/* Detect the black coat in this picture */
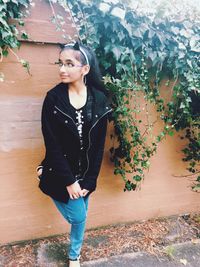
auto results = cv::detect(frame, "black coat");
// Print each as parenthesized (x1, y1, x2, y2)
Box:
(38, 83, 112, 203)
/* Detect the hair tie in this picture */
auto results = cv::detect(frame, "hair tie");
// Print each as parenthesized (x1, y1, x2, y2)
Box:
(64, 42, 90, 66)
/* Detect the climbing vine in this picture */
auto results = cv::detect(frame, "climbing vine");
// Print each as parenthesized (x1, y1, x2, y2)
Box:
(65, 0, 200, 191)
(0, 0, 31, 80)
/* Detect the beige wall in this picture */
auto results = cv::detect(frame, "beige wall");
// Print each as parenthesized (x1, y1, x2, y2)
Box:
(0, 0, 200, 245)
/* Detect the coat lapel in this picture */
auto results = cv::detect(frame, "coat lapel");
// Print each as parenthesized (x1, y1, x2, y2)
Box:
(54, 83, 112, 134)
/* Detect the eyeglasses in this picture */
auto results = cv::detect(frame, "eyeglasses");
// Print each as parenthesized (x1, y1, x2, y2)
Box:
(55, 61, 83, 69)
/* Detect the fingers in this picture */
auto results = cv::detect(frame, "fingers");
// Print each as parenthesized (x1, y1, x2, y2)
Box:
(69, 190, 89, 199)
(69, 191, 79, 199)
(69, 189, 84, 199)
(69, 194, 78, 199)
(70, 191, 83, 199)
(67, 181, 82, 199)
(67, 183, 89, 199)
(81, 189, 89, 197)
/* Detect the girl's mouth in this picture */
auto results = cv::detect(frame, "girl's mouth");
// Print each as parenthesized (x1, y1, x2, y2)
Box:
(60, 75, 69, 78)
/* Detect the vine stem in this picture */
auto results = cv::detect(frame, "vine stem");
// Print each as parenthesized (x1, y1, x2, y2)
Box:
(0, 47, 3, 62)
(8, 47, 21, 62)
(62, 1, 80, 39)
(48, 0, 64, 34)
(173, 170, 200, 178)
(171, 69, 179, 96)
(142, 119, 158, 138)
(48, 0, 58, 22)
(75, 1, 89, 41)
(7, 47, 31, 75)
(144, 100, 151, 135)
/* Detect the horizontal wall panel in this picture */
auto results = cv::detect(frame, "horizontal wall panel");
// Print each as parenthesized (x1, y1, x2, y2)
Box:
(10, 0, 77, 44)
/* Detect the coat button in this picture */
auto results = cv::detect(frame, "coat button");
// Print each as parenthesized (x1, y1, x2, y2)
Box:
(53, 110, 57, 114)
(95, 114, 98, 118)
(64, 154, 67, 157)
(106, 106, 109, 109)
(49, 168, 52, 171)
(65, 120, 68, 123)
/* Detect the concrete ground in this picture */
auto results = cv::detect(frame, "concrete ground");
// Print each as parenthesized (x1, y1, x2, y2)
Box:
(34, 241, 200, 267)
(1, 214, 199, 266)
(82, 242, 200, 267)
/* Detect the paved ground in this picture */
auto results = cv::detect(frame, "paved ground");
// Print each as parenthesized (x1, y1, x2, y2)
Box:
(82, 242, 200, 267)
(35, 241, 200, 267)
(0, 214, 199, 266)
(1, 241, 200, 267)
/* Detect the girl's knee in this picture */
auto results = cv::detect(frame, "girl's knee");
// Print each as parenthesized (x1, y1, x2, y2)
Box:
(69, 211, 87, 225)
(67, 197, 88, 224)
(53, 197, 89, 225)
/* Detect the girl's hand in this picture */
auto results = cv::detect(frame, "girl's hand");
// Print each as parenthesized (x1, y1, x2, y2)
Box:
(66, 181, 83, 199)
(81, 189, 89, 197)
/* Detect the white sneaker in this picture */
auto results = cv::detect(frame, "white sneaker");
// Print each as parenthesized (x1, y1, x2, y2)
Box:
(69, 256, 81, 267)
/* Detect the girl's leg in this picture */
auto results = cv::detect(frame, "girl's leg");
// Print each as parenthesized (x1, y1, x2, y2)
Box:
(52, 196, 89, 260)
(69, 196, 89, 260)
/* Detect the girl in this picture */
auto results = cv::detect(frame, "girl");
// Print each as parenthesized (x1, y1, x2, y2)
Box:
(36, 42, 112, 267)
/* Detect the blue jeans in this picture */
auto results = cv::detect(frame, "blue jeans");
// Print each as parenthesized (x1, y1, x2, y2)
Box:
(52, 196, 89, 260)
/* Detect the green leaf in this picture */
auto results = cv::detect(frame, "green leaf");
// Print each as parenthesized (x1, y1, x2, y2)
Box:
(190, 38, 200, 52)
(2, 49, 8, 56)
(180, 103, 186, 109)
(11, 0, 19, 5)
(192, 184, 200, 191)
(112, 46, 122, 61)
(21, 31, 28, 40)
(133, 175, 142, 182)
(168, 131, 174, 136)
(18, 20, 24, 26)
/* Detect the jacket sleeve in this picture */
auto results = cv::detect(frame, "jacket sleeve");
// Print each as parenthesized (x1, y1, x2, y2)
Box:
(81, 116, 108, 191)
(41, 93, 77, 186)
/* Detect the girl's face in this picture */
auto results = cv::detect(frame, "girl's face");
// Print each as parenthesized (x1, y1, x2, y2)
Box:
(58, 49, 89, 84)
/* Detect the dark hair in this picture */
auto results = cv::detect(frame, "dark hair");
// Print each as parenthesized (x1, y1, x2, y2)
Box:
(59, 42, 108, 95)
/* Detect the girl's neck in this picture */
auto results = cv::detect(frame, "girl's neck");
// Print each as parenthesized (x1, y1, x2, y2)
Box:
(68, 80, 86, 95)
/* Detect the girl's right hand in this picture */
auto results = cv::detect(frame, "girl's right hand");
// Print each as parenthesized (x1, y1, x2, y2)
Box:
(66, 181, 83, 199)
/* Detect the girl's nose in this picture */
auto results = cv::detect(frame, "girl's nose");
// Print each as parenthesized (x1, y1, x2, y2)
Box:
(59, 64, 66, 72)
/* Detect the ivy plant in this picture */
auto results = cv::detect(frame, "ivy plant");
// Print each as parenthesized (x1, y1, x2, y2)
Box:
(0, 0, 31, 79)
(65, 0, 200, 191)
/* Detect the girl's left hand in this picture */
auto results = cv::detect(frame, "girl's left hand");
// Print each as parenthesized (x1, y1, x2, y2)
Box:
(81, 189, 89, 197)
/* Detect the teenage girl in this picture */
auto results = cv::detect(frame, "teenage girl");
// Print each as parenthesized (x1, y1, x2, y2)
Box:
(36, 42, 112, 267)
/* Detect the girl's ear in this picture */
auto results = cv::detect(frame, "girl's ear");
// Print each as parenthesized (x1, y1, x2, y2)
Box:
(82, 64, 90, 76)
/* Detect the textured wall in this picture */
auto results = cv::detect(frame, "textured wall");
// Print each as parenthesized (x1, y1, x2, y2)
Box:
(0, 0, 199, 245)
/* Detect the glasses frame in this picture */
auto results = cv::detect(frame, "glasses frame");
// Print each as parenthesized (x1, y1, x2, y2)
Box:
(55, 61, 83, 69)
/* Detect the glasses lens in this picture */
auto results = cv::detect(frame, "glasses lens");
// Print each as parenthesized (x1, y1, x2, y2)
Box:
(55, 61, 82, 68)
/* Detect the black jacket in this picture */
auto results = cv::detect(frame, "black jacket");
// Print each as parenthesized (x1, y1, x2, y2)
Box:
(38, 83, 112, 203)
